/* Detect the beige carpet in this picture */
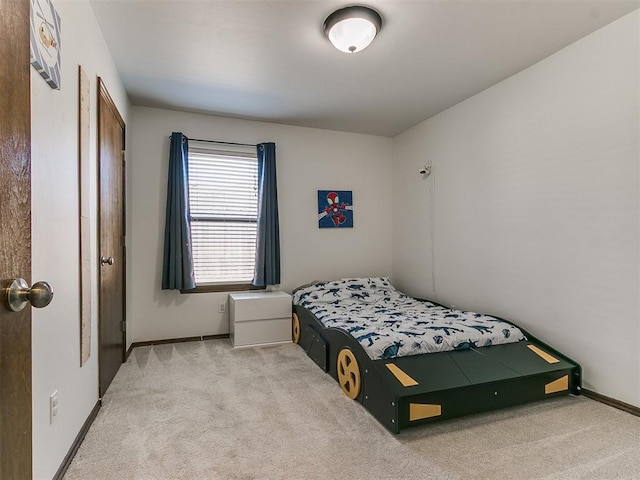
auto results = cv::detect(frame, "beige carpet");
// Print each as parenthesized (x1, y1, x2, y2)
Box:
(64, 339, 640, 480)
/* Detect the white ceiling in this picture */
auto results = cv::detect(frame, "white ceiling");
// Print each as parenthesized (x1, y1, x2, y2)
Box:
(90, 0, 639, 137)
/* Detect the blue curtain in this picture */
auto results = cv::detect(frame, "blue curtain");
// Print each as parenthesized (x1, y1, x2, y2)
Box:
(253, 142, 281, 286)
(162, 132, 196, 290)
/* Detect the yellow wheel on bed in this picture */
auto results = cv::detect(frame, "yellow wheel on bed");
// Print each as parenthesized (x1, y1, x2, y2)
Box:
(337, 349, 361, 400)
(292, 313, 300, 344)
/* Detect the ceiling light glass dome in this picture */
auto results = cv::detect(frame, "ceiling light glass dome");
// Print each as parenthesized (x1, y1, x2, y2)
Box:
(323, 6, 383, 54)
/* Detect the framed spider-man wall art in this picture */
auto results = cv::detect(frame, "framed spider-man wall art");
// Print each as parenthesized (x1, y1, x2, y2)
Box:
(318, 190, 353, 228)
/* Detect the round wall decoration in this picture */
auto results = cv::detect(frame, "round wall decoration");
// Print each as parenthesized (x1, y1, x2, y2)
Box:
(30, 0, 62, 89)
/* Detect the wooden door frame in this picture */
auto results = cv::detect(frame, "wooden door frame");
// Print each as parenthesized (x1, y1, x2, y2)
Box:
(96, 77, 126, 397)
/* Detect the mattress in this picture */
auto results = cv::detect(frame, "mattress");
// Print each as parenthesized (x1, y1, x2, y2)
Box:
(292, 277, 526, 360)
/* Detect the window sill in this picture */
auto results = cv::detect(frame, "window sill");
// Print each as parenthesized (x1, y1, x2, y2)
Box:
(180, 283, 266, 294)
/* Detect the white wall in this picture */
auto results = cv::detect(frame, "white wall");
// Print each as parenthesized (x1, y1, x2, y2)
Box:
(393, 11, 640, 406)
(30, 1, 129, 478)
(129, 107, 393, 343)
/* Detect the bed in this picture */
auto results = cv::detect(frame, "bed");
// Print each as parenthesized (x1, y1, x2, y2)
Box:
(292, 277, 582, 433)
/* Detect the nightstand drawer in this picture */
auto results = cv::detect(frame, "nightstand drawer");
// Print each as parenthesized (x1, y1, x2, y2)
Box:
(232, 317, 291, 348)
(230, 291, 291, 322)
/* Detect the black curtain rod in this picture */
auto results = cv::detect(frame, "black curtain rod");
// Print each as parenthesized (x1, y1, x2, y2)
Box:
(171, 135, 256, 148)
(190, 138, 256, 148)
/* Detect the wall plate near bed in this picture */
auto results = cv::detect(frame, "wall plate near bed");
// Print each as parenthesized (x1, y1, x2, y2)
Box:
(317, 190, 353, 228)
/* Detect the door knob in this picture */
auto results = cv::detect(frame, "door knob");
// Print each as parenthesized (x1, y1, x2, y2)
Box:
(5, 278, 54, 312)
(100, 256, 115, 266)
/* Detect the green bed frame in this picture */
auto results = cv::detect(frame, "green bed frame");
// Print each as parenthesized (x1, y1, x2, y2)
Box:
(293, 303, 582, 434)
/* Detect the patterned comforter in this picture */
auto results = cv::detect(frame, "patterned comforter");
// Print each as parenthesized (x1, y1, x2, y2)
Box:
(293, 277, 525, 360)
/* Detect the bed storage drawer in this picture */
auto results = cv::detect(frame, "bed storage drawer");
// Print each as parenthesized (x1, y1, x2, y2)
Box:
(305, 327, 328, 371)
(396, 367, 575, 430)
(371, 341, 580, 433)
(230, 291, 292, 347)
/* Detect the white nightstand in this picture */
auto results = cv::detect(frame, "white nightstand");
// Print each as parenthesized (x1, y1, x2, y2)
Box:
(229, 291, 292, 347)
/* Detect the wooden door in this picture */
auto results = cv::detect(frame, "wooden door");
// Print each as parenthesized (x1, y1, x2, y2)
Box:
(0, 0, 33, 478)
(98, 78, 126, 397)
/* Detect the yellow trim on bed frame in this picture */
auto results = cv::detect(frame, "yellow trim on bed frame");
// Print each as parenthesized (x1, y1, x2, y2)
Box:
(545, 375, 569, 394)
(385, 363, 419, 387)
(409, 403, 442, 421)
(527, 344, 560, 364)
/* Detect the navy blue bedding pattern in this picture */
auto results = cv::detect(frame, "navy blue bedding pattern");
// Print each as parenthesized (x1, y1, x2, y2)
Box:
(292, 277, 526, 360)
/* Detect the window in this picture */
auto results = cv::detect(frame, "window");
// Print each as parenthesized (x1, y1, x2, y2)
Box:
(187, 144, 260, 289)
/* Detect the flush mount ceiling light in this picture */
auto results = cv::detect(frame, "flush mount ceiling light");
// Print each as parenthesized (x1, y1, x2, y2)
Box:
(323, 5, 383, 54)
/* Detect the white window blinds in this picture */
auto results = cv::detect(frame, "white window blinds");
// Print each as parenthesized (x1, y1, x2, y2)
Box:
(187, 147, 258, 285)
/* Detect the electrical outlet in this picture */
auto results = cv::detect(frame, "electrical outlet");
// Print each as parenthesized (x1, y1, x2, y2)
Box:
(49, 391, 58, 424)
(218, 302, 226, 313)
